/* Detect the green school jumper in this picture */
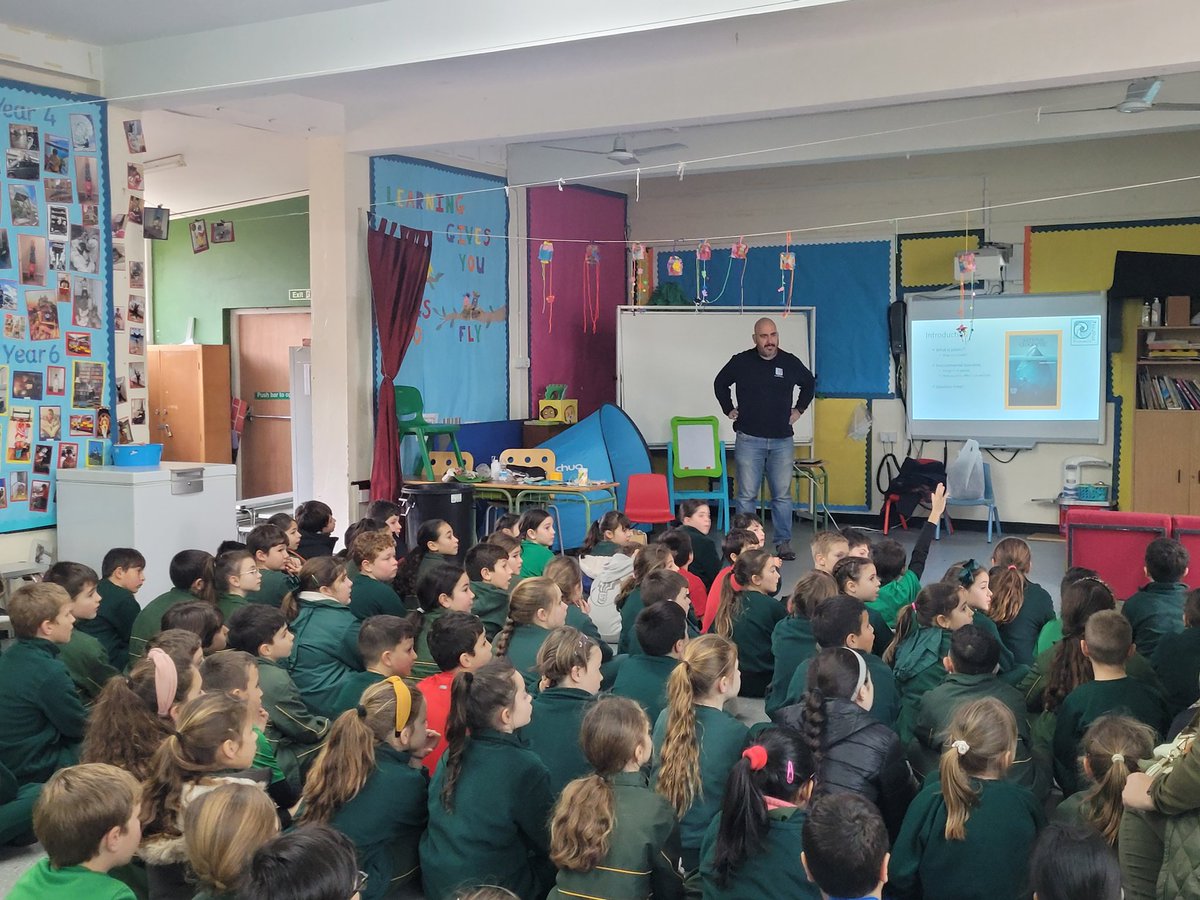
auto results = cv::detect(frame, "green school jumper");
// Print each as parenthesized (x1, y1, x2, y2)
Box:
(128, 587, 194, 661)
(888, 776, 1044, 900)
(416, 551, 450, 586)
(470, 581, 509, 641)
(256, 657, 331, 788)
(892, 626, 953, 747)
(348, 569, 407, 621)
(329, 670, 386, 717)
(611, 654, 680, 727)
(995, 580, 1056, 667)
(682, 524, 721, 590)
(248, 568, 296, 608)
(519, 540, 555, 579)
(1035, 618, 1063, 658)
(0, 760, 39, 847)
(0, 638, 86, 784)
(588, 539, 620, 557)
(331, 744, 427, 900)
(521, 686, 595, 795)
(1124, 581, 1189, 661)
(8, 858, 136, 900)
(765, 616, 817, 718)
(412, 606, 448, 683)
(58, 627, 119, 701)
(618, 588, 646, 656)
(972, 614, 1022, 681)
(548, 770, 685, 900)
(726, 591, 787, 698)
(501, 623, 552, 693)
(784, 651, 899, 730)
(1019, 644, 1163, 713)
(869, 521, 935, 628)
(421, 729, 554, 900)
(284, 594, 363, 718)
(1153, 626, 1200, 717)
(76, 579, 140, 670)
(566, 603, 613, 663)
(217, 591, 250, 623)
(652, 704, 749, 870)
(698, 805, 821, 900)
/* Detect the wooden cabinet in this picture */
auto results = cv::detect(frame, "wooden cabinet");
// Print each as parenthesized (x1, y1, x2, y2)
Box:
(1132, 410, 1200, 513)
(148, 345, 232, 464)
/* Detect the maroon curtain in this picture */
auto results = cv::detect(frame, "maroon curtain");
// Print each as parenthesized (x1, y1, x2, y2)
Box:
(367, 218, 433, 502)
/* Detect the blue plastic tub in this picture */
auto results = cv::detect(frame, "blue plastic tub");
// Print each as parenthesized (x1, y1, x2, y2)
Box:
(112, 443, 164, 467)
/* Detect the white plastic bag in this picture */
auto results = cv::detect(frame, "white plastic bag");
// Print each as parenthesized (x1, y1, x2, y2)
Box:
(847, 402, 872, 441)
(947, 439, 984, 500)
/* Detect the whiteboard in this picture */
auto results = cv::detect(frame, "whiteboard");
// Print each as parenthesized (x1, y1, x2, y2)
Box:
(617, 306, 815, 446)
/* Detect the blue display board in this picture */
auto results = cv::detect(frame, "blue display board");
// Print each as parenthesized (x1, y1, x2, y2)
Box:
(369, 156, 508, 422)
(0, 80, 111, 532)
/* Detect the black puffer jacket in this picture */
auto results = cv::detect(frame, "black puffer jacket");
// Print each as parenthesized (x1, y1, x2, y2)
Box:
(778, 696, 917, 840)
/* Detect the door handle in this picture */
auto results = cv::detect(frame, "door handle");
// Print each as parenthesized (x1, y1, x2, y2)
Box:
(158, 423, 173, 438)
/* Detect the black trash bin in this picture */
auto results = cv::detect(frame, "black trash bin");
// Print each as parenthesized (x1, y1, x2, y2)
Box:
(400, 481, 475, 563)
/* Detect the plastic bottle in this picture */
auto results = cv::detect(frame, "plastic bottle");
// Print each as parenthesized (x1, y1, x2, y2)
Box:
(490, 456, 501, 480)
(1150, 297, 1162, 327)
(1141, 302, 1152, 327)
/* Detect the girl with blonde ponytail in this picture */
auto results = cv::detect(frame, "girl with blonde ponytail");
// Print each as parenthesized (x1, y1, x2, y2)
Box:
(652, 634, 747, 872)
(549, 696, 684, 899)
(889, 696, 1044, 900)
(1054, 714, 1154, 846)
(492, 576, 567, 692)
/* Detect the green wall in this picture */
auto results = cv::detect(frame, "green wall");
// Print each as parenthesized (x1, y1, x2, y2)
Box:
(151, 196, 310, 344)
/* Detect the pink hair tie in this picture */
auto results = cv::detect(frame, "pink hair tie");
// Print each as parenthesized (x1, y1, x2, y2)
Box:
(1007, 565, 1018, 570)
(147, 648, 177, 718)
(729, 576, 744, 592)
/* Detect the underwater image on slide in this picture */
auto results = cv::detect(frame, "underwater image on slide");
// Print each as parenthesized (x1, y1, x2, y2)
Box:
(1005, 331, 1062, 410)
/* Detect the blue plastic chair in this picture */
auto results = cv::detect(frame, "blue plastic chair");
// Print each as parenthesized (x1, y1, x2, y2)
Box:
(936, 462, 1001, 543)
(667, 416, 730, 533)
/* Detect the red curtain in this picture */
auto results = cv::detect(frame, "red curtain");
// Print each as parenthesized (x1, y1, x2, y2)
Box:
(367, 218, 433, 502)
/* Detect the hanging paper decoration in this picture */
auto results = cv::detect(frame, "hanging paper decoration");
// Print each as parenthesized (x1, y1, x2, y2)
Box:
(779, 232, 796, 316)
(630, 242, 645, 261)
(583, 243, 601, 334)
(539, 240, 556, 332)
(695, 240, 713, 304)
(956, 247, 975, 342)
(697, 241, 712, 261)
(667, 255, 683, 277)
(779, 251, 795, 271)
(730, 239, 749, 260)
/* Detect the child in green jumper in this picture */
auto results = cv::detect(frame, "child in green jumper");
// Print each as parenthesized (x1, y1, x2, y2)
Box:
(44, 561, 119, 702)
(76, 547, 144, 671)
(8, 763, 143, 900)
(517, 508, 557, 578)
(679, 499, 721, 590)
(346, 530, 405, 620)
(611, 601, 688, 726)
(1124, 536, 1190, 661)
(412, 563, 475, 681)
(617, 543, 678, 655)
(494, 576, 568, 692)
(711, 549, 785, 698)
(395, 518, 461, 608)
(245, 524, 298, 609)
(215, 549, 261, 622)
(833, 556, 894, 657)
(182, 782, 279, 900)
(801, 792, 891, 900)
(332, 614, 418, 712)
(989, 537, 1056, 667)
(129, 550, 216, 661)
(548, 697, 684, 900)
(868, 483, 946, 628)
(161, 600, 228, 656)
(1153, 587, 1200, 717)
(765, 570, 837, 718)
(942, 560, 1023, 682)
(465, 541, 514, 641)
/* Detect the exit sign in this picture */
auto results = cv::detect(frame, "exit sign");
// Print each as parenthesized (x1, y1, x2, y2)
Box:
(254, 391, 289, 400)
(289, 289, 311, 301)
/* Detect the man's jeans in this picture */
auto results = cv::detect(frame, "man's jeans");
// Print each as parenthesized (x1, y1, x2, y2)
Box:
(733, 433, 794, 545)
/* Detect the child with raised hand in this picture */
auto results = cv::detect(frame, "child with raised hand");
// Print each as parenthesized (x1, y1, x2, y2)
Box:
(652, 634, 747, 872)
(333, 614, 418, 712)
(988, 537, 1056, 666)
(417, 611, 493, 772)
(617, 544, 678, 654)
(421, 658, 553, 900)
(889, 697, 1045, 900)
(129, 550, 215, 661)
(522, 626, 603, 794)
(395, 518, 461, 604)
(678, 500, 721, 590)
(612, 602, 688, 726)
(493, 576, 568, 692)
(783, 646, 915, 841)
(711, 548, 786, 698)
(465, 541, 515, 641)
(280, 556, 364, 719)
(347, 530, 404, 620)
(941, 559, 1021, 679)
(707, 528, 759, 623)
(868, 483, 946, 629)
(214, 549, 261, 621)
(7, 763, 142, 900)
(245, 524, 298, 608)
(884, 582, 975, 746)
(161, 600, 227, 656)
(44, 561, 119, 701)
(1153, 587, 1200, 718)
(77, 547, 145, 670)
(1029, 823, 1122, 900)
(184, 784, 278, 900)
(549, 696, 684, 900)
(516, 509, 557, 578)
(764, 570, 837, 718)
(0, 583, 87, 785)
(295, 500, 338, 559)
(802, 792, 891, 900)
(581, 510, 634, 557)
(544, 554, 614, 667)
(301, 677, 433, 899)
(240, 824, 361, 900)
(832, 556, 894, 656)
(698, 727, 820, 899)
(411, 563, 474, 680)
(1124, 536, 1190, 660)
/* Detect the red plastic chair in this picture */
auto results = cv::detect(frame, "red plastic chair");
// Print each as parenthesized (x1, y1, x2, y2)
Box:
(624, 473, 675, 526)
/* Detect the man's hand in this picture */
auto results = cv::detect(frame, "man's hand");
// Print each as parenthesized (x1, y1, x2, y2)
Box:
(789, 409, 801, 425)
(929, 483, 948, 522)
(727, 409, 739, 422)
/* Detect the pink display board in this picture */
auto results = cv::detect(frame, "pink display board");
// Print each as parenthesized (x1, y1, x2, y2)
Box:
(527, 185, 627, 419)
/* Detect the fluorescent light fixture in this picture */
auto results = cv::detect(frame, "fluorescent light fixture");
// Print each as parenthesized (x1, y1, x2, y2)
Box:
(143, 154, 187, 171)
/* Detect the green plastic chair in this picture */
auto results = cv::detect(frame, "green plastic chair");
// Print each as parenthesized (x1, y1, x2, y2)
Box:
(395, 386, 464, 480)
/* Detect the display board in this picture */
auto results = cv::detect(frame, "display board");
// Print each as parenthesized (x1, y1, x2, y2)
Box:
(0, 79, 111, 532)
(617, 306, 814, 446)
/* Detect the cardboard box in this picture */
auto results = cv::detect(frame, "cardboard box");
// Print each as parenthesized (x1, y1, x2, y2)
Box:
(538, 399, 578, 424)
(1166, 295, 1192, 327)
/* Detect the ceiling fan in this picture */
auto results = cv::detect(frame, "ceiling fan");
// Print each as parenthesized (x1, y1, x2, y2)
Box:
(540, 134, 687, 165)
(1045, 77, 1200, 115)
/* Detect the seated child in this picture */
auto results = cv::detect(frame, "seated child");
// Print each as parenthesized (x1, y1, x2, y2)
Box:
(227, 604, 331, 784)
(214, 549, 261, 621)
(706, 529, 759, 626)
(699, 728, 820, 899)
(492, 513, 521, 539)
(75, 547, 144, 671)
(1124, 536, 1190, 660)
(617, 544, 678, 654)
(1035, 566, 1100, 658)
(1053, 610, 1168, 795)
(868, 483, 946, 628)
(245, 524, 297, 608)
(544, 555, 614, 668)
(494, 577, 568, 693)
(489, 530, 523, 573)
(611, 602, 688, 726)
(586, 542, 639, 646)
(338, 518, 388, 565)
(710, 549, 785, 698)
(517, 509, 557, 578)
(810, 531, 850, 575)
(548, 696, 684, 899)
(365, 498, 405, 554)
(296, 499, 338, 559)
(832, 556, 893, 656)
(1030, 824, 1122, 900)
(731, 512, 766, 546)
(622, 569, 691, 657)
(411, 563, 475, 683)
(161, 599, 227, 655)
(395, 518, 461, 607)
(678, 500, 720, 590)
(267, 510, 304, 573)
(183, 783, 279, 900)
(763, 571, 837, 717)
(840, 527, 870, 557)
(0, 583, 87, 784)
(658, 528, 707, 627)
(466, 542, 515, 641)
(1153, 587, 1200, 717)
(417, 611, 493, 772)
(241, 824, 362, 900)
(888, 697, 1044, 900)
(7, 763, 142, 900)
(801, 792, 891, 900)
(521, 627, 602, 794)
(0, 761, 39, 849)
(301, 678, 432, 896)
(988, 537, 1056, 667)
(43, 561, 119, 701)
(347, 531, 405, 620)
(333, 614, 418, 710)
(581, 510, 634, 557)
(129, 550, 215, 660)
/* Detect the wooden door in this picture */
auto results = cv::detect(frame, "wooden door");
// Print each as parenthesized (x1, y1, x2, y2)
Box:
(1133, 410, 1194, 514)
(232, 311, 311, 500)
(150, 346, 204, 461)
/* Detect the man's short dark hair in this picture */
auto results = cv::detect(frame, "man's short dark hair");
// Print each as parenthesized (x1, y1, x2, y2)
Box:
(465, 542, 507, 582)
(810, 595, 867, 649)
(636, 602, 687, 657)
(949, 623, 1000, 675)
(101, 547, 145, 579)
(1146, 537, 1189, 583)
(802, 792, 888, 898)
(358, 615, 416, 664)
(656, 528, 693, 569)
(227, 604, 287, 655)
(427, 611, 484, 672)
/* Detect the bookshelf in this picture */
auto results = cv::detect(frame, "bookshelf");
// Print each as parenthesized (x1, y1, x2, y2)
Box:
(1133, 325, 1200, 513)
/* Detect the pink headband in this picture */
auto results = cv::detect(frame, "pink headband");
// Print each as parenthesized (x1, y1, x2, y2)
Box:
(147, 648, 177, 718)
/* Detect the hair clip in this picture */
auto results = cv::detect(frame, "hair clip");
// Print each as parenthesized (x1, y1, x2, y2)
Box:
(785, 759, 795, 784)
(957, 560, 979, 588)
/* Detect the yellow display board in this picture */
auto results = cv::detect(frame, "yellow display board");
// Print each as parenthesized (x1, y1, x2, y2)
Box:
(811, 398, 869, 508)
(899, 233, 981, 288)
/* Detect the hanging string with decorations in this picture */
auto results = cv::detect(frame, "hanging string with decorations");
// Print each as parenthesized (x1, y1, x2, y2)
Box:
(538, 240, 555, 332)
(667, 237, 683, 277)
(583, 243, 601, 333)
(954, 216, 976, 342)
(730, 237, 749, 311)
(695, 240, 712, 305)
(779, 231, 796, 317)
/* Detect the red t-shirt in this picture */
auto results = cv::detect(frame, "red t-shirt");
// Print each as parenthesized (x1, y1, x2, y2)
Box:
(417, 669, 456, 773)
(703, 566, 733, 632)
(682, 568, 707, 621)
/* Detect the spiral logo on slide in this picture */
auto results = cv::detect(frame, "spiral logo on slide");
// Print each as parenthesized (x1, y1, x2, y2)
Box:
(1070, 317, 1099, 345)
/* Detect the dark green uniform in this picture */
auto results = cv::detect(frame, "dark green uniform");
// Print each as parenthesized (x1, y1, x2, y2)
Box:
(618, 588, 646, 656)
(412, 606, 448, 683)
(588, 539, 620, 557)
(548, 770, 685, 900)
(1153, 626, 1200, 717)
(500, 623, 552, 693)
(421, 729, 554, 900)
(0, 638, 86, 784)
(128, 587, 194, 661)
(329, 670, 386, 717)
(611, 654, 679, 726)
(1124, 581, 1189, 661)
(698, 805, 821, 899)
(783, 651, 899, 730)
(330, 744, 427, 900)
(470, 581, 509, 641)
(519, 541, 555, 579)
(76, 579, 140, 670)
(7, 858, 136, 900)
(521, 686, 595, 795)
(893, 626, 953, 747)
(972, 613, 1022, 681)
(0, 761, 39, 847)
(248, 568, 296, 608)
(725, 591, 786, 698)
(1020, 644, 1163, 713)
(566, 604, 612, 663)
(284, 596, 363, 719)
(765, 616, 817, 718)
(58, 627, 119, 701)
(682, 524, 720, 590)
(652, 704, 749, 869)
(256, 657, 332, 787)
(996, 580, 1056, 667)
(889, 775, 1044, 900)
(217, 591, 250, 623)
(348, 570, 407, 621)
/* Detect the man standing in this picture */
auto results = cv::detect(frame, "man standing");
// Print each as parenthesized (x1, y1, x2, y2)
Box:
(714, 317, 815, 560)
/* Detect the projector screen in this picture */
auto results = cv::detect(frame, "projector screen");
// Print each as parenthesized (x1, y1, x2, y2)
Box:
(905, 292, 1107, 447)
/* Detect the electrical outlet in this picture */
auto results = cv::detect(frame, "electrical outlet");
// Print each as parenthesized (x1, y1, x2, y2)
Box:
(880, 431, 898, 444)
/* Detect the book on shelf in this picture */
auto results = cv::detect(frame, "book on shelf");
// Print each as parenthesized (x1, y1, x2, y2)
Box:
(1138, 371, 1200, 410)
